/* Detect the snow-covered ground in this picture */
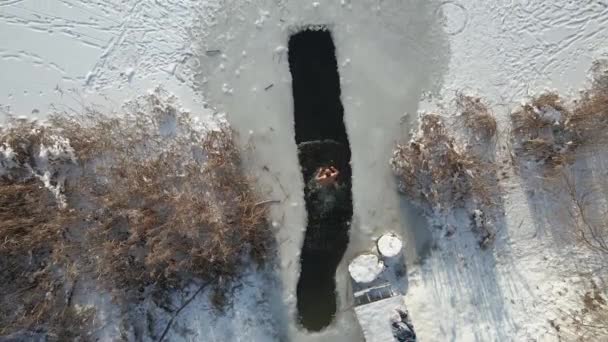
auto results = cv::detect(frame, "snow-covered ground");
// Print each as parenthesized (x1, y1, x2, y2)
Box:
(2, 0, 608, 341)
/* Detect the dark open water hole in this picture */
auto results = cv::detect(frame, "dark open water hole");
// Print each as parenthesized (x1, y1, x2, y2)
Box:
(288, 28, 353, 331)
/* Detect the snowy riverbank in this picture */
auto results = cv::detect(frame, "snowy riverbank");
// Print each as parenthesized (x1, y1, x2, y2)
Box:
(2, 0, 608, 341)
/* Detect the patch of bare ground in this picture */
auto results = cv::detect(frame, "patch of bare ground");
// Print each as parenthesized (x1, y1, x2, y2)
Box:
(574, 280, 608, 340)
(552, 278, 608, 341)
(0, 88, 272, 339)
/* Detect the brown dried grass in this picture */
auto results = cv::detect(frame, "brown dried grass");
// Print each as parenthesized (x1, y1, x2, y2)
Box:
(47, 92, 273, 291)
(510, 92, 575, 174)
(391, 114, 498, 246)
(511, 82, 608, 175)
(391, 114, 496, 208)
(80, 118, 272, 290)
(569, 78, 608, 146)
(511, 93, 565, 136)
(0, 180, 92, 338)
(456, 94, 497, 142)
(0, 89, 272, 337)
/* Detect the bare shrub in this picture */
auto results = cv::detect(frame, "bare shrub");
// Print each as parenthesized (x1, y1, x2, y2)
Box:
(456, 93, 497, 143)
(514, 73, 608, 339)
(550, 73, 608, 338)
(568, 74, 608, 148)
(390, 114, 498, 246)
(551, 170, 608, 339)
(560, 171, 608, 256)
(511, 76, 608, 176)
(510, 92, 576, 174)
(511, 93, 562, 135)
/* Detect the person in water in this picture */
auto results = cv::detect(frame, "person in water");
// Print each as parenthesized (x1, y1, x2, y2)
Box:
(295, 139, 353, 330)
(314, 165, 339, 187)
(307, 166, 341, 216)
(298, 140, 351, 252)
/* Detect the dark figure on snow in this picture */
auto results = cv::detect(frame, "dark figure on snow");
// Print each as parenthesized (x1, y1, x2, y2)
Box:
(391, 308, 417, 342)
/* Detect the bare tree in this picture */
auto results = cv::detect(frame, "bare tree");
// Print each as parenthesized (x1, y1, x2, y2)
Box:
(561, 170, 608, 256)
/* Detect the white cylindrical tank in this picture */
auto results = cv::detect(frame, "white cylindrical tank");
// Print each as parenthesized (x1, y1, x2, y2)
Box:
(376, 233, 405, 277)
(348, 253, 384, 284)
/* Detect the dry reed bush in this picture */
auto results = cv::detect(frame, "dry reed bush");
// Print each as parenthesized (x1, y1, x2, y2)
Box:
(511, 76, 608, 176)
(0, 180, 92, 339)
(455, 93, 497, 143)
(511, 93, 566, 135)
(390, 114, 498, 246)
(1, 120, 57, 179)
(0, 117, 78, 208)
(568, 71, 608, 147)
(0, 120, 92, 338)
(0, 180, 59, 333)
(510, 92, 576, 174)
(49, 89, 274, 292)
(0, 89, 271, 336)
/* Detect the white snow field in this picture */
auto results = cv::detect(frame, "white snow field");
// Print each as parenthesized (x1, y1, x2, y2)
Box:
(2, 0, 608, 341)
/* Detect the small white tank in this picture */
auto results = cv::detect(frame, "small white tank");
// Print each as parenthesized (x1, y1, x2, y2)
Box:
(376, 233, 405, 278)
(348, 253, 384, 284)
